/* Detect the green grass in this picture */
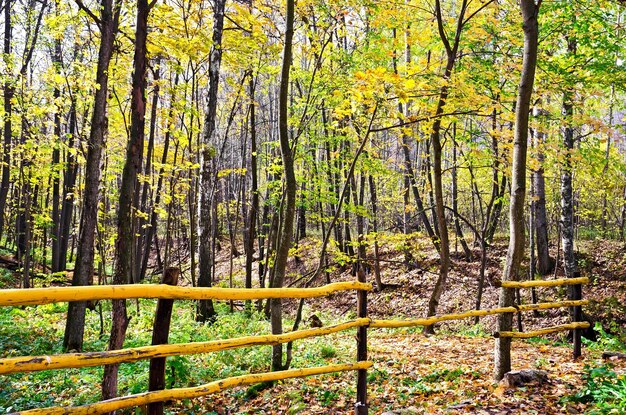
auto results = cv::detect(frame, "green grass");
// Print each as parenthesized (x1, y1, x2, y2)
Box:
(0, 300, 351, 412)
(564, 365, 626, 414)
(583, 322, 626, 352)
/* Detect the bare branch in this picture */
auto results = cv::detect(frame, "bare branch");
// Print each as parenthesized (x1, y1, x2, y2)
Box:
(74, 0, 101, 27)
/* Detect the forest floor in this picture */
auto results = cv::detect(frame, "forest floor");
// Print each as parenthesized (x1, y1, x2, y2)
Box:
(1, 236, 625, 414)
(187, 235, 626, 414)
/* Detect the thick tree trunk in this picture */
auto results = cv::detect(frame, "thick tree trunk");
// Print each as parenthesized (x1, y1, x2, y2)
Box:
(271, 0, 296, 372)
(102, 0, 149, 402)
(197, 0, 225, 323)
(495, 0, 539, 381)
(64, 0, 120, 353)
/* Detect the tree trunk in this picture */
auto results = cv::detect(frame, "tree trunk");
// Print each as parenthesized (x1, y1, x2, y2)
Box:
(59, 92, 79, 272)
(64, 0, 121, 353)
(271, 0, 296, 372)
(532, 106, 553, 275)
(0, 0, 12, 242)
(452, 123, 472, 261)
(102, 0, 149, 402)
(401, 131, 437, 250)
(601, 85, 614, 233)
(141, 73, 178, 281)
(197, 0, 226, 323)
(495, 0, 539, 381)
(135, 63, 160, 281)
(425, 0, 468, 331)
(244, 74, 258, 308)
(561, 40, 578, 274)
(369, 175, 383, 290)
(51, 21, 62, 272)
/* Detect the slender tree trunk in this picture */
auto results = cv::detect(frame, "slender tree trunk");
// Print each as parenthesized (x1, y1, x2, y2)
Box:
(244, 74, 258, 307)
(136, 64, 160, 281)
(369, 174, 383, 289)
(197, 0, 226, 322)
(494, 0, 539, 380)
(141, 73, 178, 281)
(51, 21, 62, 272)
(425, 0, 468, 330)
(102, 0, 149, 401)
(21, 181, 31, 289)
(452, 123, 472, 261)
(402, 132, 437, 249)
(64, 0, 121, 352)
(59, 93, 79, 272)
(601, 85, 614, 233)
(296, 182, 306, 241)
(561, 33, 582, 354)
(561, 38, 578, 280)
(532, 106, 553, 275)
(271, 0, 296, 371)
(0, 0, 13, 242)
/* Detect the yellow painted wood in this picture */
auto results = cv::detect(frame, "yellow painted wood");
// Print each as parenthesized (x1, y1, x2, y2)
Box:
(0, 319, 371, 375)
(496, 276, 589, 289)
(495, 322, 590, 339)
(14, 362, 373, 415)
(0, 281, 372, 307)
(369, 300, 588, 328)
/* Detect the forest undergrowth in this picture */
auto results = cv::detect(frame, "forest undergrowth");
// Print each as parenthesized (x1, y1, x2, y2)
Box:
(1, 236, 625, 414)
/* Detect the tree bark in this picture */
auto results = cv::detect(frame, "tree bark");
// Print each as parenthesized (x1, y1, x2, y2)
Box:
(147, 268, 180, 415)
(51, 13, 62, 272)
(532, 106, 553, 275)
(425, 0, 468, 332)
(59, 91, 79, 272)
(244, 74, 258, 308)
(135, 63, 160, 281)
(64, 0, 121, 353)
(197, 0, 226, 323)
(369, 175, 383, 290)
(102, 0, 149, 402)
(0, 0, 12, 242)
(271, 0, 296, 371)
(452, 123, 472, 261)
(495, 0, 539, 381)
(141, 73, 178, 281)
(561, 34, 581, 354)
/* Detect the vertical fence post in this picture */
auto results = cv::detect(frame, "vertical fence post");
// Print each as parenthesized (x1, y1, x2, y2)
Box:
(355, 270, 368, 415)
(572, 282, 582, 358)
(148, 267, 180, 415)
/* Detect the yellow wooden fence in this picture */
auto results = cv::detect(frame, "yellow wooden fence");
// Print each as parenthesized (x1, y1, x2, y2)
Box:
(0, 277, 589, 414)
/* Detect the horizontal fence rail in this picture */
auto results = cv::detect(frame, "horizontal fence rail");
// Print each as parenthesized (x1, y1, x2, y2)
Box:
(495, 276, 589, 289)
(9, 362, 373, 415)
(495, 322, 591, 339)
(0, 319, 371, 375)
(369, 300, 589, 329)
(0, 281, 373, 306)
